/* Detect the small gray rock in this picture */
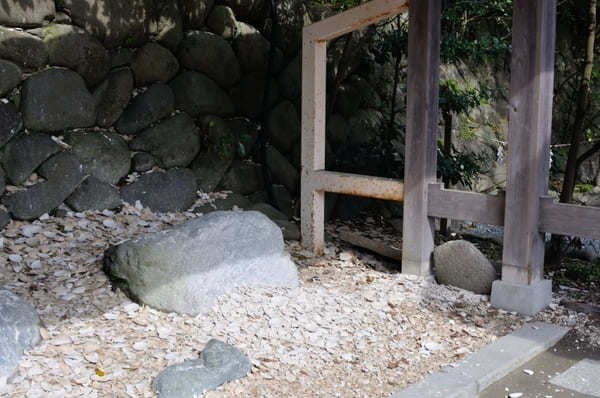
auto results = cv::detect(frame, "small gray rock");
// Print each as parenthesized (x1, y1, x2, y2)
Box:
(218, 161, 263, 195)
(115, 83, 174, 135)
(103, 210, 299, 315)
(169, 71, 234, 117)
(0, 289, 42, 379)
(0, 102, 23, 148)
(0, 0, 55, 27)
(150, 1, 184, 52)
(65, 176, 121, 212)
(2, 134, 61, 185)
(207, 5, 238, 39)
(93, 67, 134, 127)
(153, 339, 251, 398)
(275, 219, 300, 241)
(0, 209, 10, 230)
(266, 146, 299, 195)
(132, 152, 157, 172)
(233, 24, 270, 72)
(0, 27, 48, 69)
(131, 42, 179, 86)
(190, 150, 234, 193)
(249, 202, 288, 221)
(120, 169, 197, 213)
(433, 240, 498, 295)
(0, 60, 22, 96)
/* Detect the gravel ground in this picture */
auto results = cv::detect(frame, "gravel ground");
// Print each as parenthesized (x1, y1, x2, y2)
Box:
(0, 196, 598, 397)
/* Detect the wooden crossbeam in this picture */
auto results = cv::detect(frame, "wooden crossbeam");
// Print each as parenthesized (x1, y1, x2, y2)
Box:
(311, 171, 404, 201)
(539, 197, 600, 241)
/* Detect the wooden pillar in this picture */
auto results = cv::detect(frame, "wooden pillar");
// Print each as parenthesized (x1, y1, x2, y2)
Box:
(491, 0, 556, 315)
(401, 0, 441, 276)
(300, 33, 327, 254)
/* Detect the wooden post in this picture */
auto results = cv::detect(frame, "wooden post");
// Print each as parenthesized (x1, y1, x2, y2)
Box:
(401, 0, 441, 276)
(491, 0, 557, 315)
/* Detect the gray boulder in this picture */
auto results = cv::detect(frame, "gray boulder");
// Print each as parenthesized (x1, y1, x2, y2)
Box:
(65, 176, 121, 212)
(41, 24, 110, 87)
(190, 150, 233, 193)
(152, 339, 251, 398)
(266, 145, 299, 195)
(433, 240, 498, 295)
(130, 113, 200, 168)
(0, 0, 55, 27)
(64, 131, 131, 185)
(249, 202, 288, 222)
(179, 0, 215, 29)
(115, 83, 174, 135)
(4, 152, 85, 220)
(219, 161, 263, 195)
(169, 71, 234, 117)
(267, 101, 299, 153)
(150, 1, 184, 52)
(103, 210, 299, 315)
(0, 289, 42, 379)
(178, 31, 240, 88)
(275, 219, 300, 241)
(233, 24, 270, 72)
(2, 134, 61, 185)
(0, 60, 22, 96)
(0, 102, 22, 148)
(93, 67, 134, 127)
(131, 42, 179, 86)
(132, 152, 157, 172)
(0, 210, 10, 230)
(207, 5, 238, 39)
(120, 168, 197, 213)
(0, 27, 48, 69)
(110, 47, 135, 68)
(21, 68, 96, 132)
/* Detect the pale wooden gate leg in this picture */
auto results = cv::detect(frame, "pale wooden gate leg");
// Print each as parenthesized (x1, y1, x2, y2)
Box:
(491, 0, 557, 315)
(401, 0, 441, 276)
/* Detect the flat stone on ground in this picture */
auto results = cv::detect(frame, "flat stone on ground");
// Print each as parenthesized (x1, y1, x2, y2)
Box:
(550, 359, 600, 397)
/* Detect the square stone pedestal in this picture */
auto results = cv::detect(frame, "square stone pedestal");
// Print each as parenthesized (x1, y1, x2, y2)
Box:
(491, 279, 552, 315)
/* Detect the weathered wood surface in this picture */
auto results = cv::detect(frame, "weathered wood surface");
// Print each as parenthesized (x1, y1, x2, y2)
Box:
(501, 0, 557, 285)
(539, 197, 600, 240)
(427, 184, 505, 226)
(401, 0, 441, 277)
(339, 231, 403, 262)
(303, 0, 408, 42)
(312, 171, 404, 201)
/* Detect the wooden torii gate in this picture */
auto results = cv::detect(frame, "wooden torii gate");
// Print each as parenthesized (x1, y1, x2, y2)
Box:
(301, 0, 600, 315)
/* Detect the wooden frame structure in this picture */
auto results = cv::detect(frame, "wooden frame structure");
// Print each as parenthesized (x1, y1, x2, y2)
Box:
(301, 0, 600, 315)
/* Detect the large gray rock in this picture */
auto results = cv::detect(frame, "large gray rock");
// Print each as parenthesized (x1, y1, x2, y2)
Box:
(207, 5, 237, 39)
(433, 240, 498, 295)
(0, 27, 48, 69)
(150, 1, 184, 52)
(132, 152, 157, 172)
(120, 168, 197, 213)
(233, 24, 270, 72)
(2, 134, 61, 185)
(179, 0, 215, 29)
(130, 113, 200, 168)
(219, 161, 263, 195)
(0, 102, 22, 148)
(4, 152, 85, 220)
(190, 150, 233, 193)
(93, 67, 134, 127)
(65, 176, 121, 212)
(131, 42, 179, 87)
(178, 31, 240, 88)
(0, 60, 22, 96)
(41, 24, 110, 87)
(103, 210, 299, 315)
(0, 210, 10, 230)
(21, 68, 96, 132)
(267, 101, 299, 153)
(115, 83, 174, 135)
(0, 289, 42, 379)
(153, 339, 251, 398)
(59, 0, 153, 48)
(266, 145, 299, 195)
(64, 131, 131, 185)
(169, 71, 234, 117)
(0, 0, 55, 27)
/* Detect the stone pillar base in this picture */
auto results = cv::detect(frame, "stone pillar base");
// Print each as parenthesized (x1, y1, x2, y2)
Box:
(491, 279, 552, 316)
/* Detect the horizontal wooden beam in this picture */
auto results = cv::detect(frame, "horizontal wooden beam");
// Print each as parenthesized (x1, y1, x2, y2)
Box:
(539, 197, 600, 240)
(427, 183, 505, 226)
(303, 0, 409, 42)
(311, 170, 404, 201)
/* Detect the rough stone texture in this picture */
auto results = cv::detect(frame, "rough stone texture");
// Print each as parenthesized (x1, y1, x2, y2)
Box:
(110, 47, 135, 68)
(130, 113, 200, 168)
(4, 152, 85, 220)
(131, 42, 179, 87)
(275, 219, 300, 241)
(200, 115, 237, 159)
(266, 145, 299, 195)
(491, 280, 553, 316)
(0, 209, 9, 230)
(219, 161, 263, 195)
(550, 359, 600, 396)
(103, 210, 299, 315)
(207, 5, 237, 39)
(278, 55, 300, 101)
(220, 0, 264, 22)
(190, 150, 233, 193)
(0, 102, 22, 148)
(132, 152, 157, 172)
(0, 26, 48, 68)
(178, 31, 240, 88)
(41, 24, 110, 87)
(0, 289, 42, 379)
(434, 240, 498, 295)
(64, 131, 131, 185)
(0, 60, 22, 96)
(153, 339, 251, 397)
(2, 134, 60, 185)
(179, 0, 215, 29)
(249, 202, 288, 222)
(169, 71, 234, 117)
(120, 168, 197, 213)
(0, 0, 55, 27)
(150, 1, 183, 52)
(59, 0, 153, 48)
(233, 24, 269, 72)
(21, 68, 96, 132)
(65, 176, 121, 212)
(230, 72, 279, 119)
(267, 101, 299, 153)
(115, 83, 174, 135)
(0, 167, 4, 197)
(93, 67, 134, 127)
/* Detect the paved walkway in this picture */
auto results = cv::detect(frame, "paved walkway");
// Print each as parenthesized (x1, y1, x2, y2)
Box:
(479, 333, 600, 398)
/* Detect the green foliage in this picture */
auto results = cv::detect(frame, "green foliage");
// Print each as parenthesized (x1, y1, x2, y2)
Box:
(437, 142, 488, 189)
(439, 79, 491, 115)
(565, 260, 600, 283)
(575, 183, 595, 193)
